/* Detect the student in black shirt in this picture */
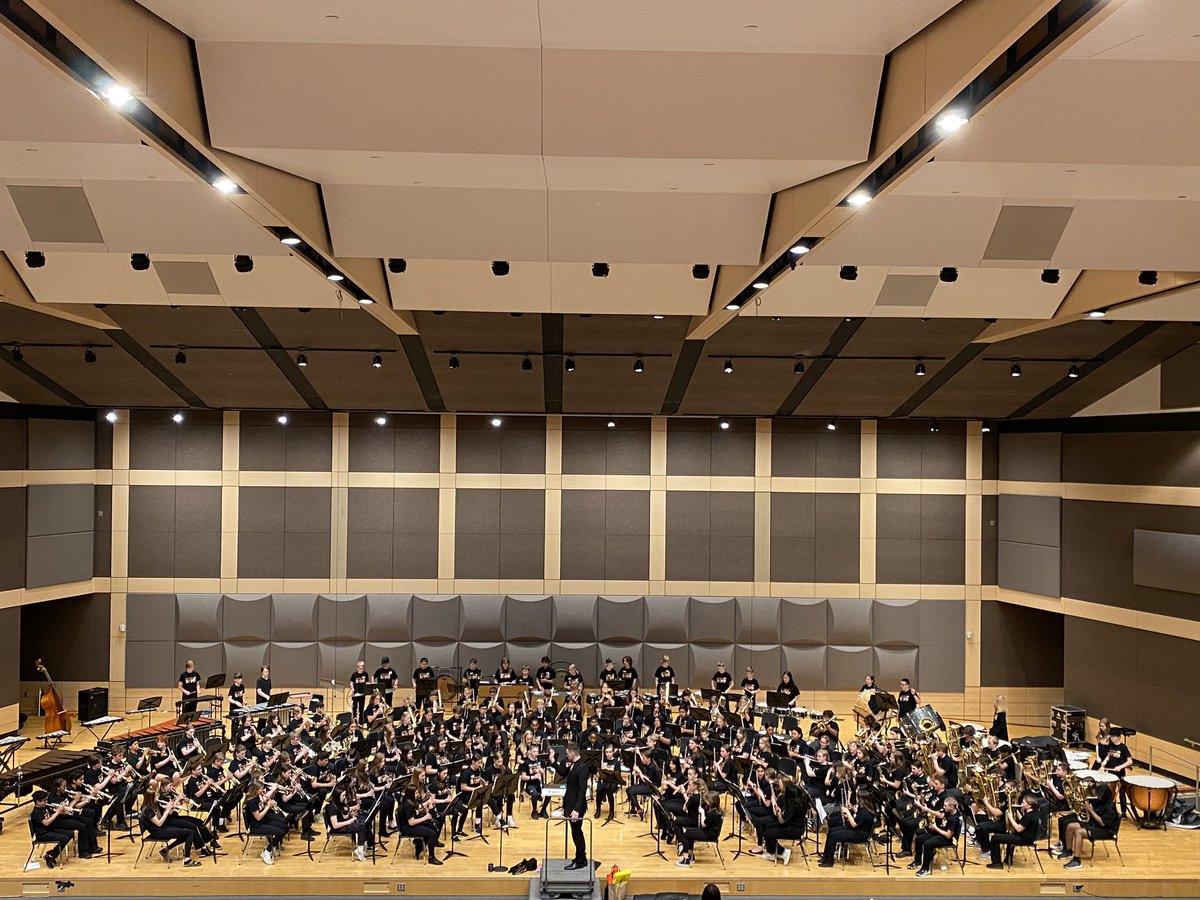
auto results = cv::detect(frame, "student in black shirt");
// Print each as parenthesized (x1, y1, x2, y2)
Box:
(412, 657, 436, 709)
(463, 658, 483, 695)
(29, 791, 78, 867)
(932, 742, 958, 788)
(775, 671, 799, 704)
(984, 793, 1040, 868)
(896, 678, 920, 717)
(860, 674, 877, 692)
(535, 657, 556, 692)
(913, 795, 961, 876)
(517, 664, 537, 687)
(349, 661, 370, 723)
(711, 662, 733, 692)
(819, 788, 876, 866)
(599, 658, 622, 686)
(227, 672, 246, 712)
(562, 663, 584, 693)
(618, 656, 639, 692)
(653, 656, 675, 690)
(178, 660, 201, 715)
(1058, 783, 1120, 870)
(374, 657, 398, 708)
(741, 667, 760, 703)
(255, 666, 272, 704)
(494, 658, 516, 683)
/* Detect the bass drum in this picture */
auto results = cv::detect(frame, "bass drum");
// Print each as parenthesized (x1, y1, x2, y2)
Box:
(1123, 774, 1176, 829)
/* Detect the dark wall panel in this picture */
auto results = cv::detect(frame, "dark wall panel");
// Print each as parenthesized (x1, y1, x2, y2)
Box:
(666, 418, 754, 477)
(347, 414, 440, 473)
(772, 420, 860, 478)
(0, 487, 26, 591)
(19, 593, 110, 682)
(997, 432, 1060, 482)
(980, 602, 1063, 687)
(0, 419, 27, 469)
(457, 416, 545, 474)
(877, 420, 966, 479)
(0, 607, 19, 706)
(128, 410, 222, 470)
(1132, 529, 1200, 595)
(562, 418, 651, 475)
(26, 418, 94, 470)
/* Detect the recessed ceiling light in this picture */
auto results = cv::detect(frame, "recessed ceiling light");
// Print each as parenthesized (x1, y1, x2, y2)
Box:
(607, 419, 616, 429)
(212, 176, 237, 194)
(1138, 270, 1158, 286)
(490, 417, 502, 428)
(915, 361, 926, 377)
(592, 262, 610, 278)
(929, 420, 940, 433)
(752, 280, 770, 290)
(652, 315, 665, 320)
(234, 254, 253, 273)
(826, 420, 837, 431)
(100, 83, 134, 109)
(105, 410, 118, 423)
(172, 412, 184, 424)
(846, 190, 872, 207)
(375, 416, 387, 426)
(280, 235, 302, 246)
(175, 349, 187, 365)
(633, 358, 644, 373)
(719, 419, 731, 430)
(25, 251, 45, 268)
(981, 424, 991, 433)
(521, 356, 533, 371)
(935, 111, 969, 134)
(1088, 309, 1107, 319)
(1041, 268, 1060, 285)
(326, 273, 344, 282)
(725, 302, 741, 311)
(793, 360, 805, 375)
(789, 244, 809, 255)
(277, 415, 288, 425)
(357, 295, 374, 305)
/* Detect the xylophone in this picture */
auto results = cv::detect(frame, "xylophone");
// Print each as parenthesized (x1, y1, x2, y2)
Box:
(96, 715, 220, 752)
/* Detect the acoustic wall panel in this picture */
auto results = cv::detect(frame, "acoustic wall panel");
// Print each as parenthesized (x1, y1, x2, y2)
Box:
(998, 432, 1061, 482)
(1133, 529, 1200, 595)
(504, 641, 552, 674)
(26, 483, 94, 536)
(319, 594, 367, 641)
(782, 644, 827, 690)
(551, 642, 594, 680)
(127, 594, 176, 641)
(366, 594, 411, 642)
(997, 541, 1061, 597)
(223, 594, 272, 642)
(318, 641, 366, 684)
(504, 595, 553, 641)
(733, 645, 781, 685)
(827, 599, 873, 645)
(645, 643, 690, 687)
(873, 646, 919, 685)
(644, 594, 689, 643)
(410, 641, 459, 670)
(461, 594, 505, 640)
(998, 494, 1061, 547)
(553, 594, 597, 641)
(364, 643, 412, 681)
(222, 641, 269, 678)
(270, 642, 319, 686)
(412, 595, 462, 641)
(597, 595, 645, 642)
(126, 640, 174, 688)
(598, 644, 643, 679)
(272, 594, 319, 642)
(780, 598, 827, 644)
(688, 596, 736, 644)
(175, 642, 224, 679)
(26, 418, 94, 470)
(826, 646, 874, 690)
(736, 596, 781, 644)
(176, 594, 223, 643)
(689, 644, 735, 684)
(872, 599, 920, 647)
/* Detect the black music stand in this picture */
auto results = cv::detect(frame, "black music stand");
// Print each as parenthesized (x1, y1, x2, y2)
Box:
(127, 695, 161, 729)
(597, 767, 626, 826)
(176, 710, 202, 726)
(465, 782, 491, 843)
(728, 791, 757, 861)
(643, 794, 670, 861)
(488, 772, 520, 871)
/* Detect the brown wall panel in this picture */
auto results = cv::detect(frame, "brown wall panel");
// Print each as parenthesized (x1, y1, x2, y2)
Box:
(19, 593, 110, 683)
(980, 602, 1063, 687)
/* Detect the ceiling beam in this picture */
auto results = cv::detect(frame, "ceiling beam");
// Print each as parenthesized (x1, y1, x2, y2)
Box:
(231, 307, 327, 410)
(0, 253, 118, 330)
(541, 314, 564, 415)
(774, 318, 863, 416)
(0, 344, 85, 405)
(891, 342, 989, 418)
(106, 329, 207, 408)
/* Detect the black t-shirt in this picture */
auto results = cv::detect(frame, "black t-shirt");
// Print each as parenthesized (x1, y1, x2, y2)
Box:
(255, 676, 271, 702)
(938, 755, 959, 788)
(350, 670, 370, 695)
(654, 665, 675, 687)
(741, 677, 760, 696)
(228, 682, 245, 706)
(712, 671, 733, 691)
(1017, 808, 1039, 841)
(413, 666, 436, 691)
(776, 681, 799, 700)
(495, 668, 516, 683)
(179, 671, 201, 696)
(535, 666, 556, 688)
(464, 665, 482, 688)
(618, 666, 638, 688)
(897, 689, 917, 716)
(30, 805, 54, 834)
(563, 672, 583, 691)
(600, 667, 621, 685)
(1100, 743, 1131, 769)
(374, 666, 398, 690)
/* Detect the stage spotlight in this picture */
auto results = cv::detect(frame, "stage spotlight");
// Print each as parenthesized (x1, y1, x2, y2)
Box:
(839, 265, 858, 281)
(371, 354, 383, 369)
(725, 301, 742, 311)
(633, 358, 644, 373)
(846, 190, 872, 207)
(10, 346, 23, 362)
(930, 420, 940, 433)
(100, 82, 134, 109)
(723, 358, 734, 374)
(592, 262, 609, 278)
(130, 253, 150, 271)
(935, 111, 969, 134)
(692, 264, 710, 280)
(234, 255, 253, 273)
(490, 417, 502, 427)
(607, 419, 616, 429)
(1068, 364, 1080, 379)
(652, 315, 665, 320)
(296, 352, 308, 367)
(1041, 269, 1060, 284)
(356, 292, 374, 305)
(105, 411, 118, 424)
(752, 279, 770, 290)
(793, 360, 805, 375)
(564, 356, 575, 373)
(172, 412, 184, 424)
(375, 416, 388, 426)
(1139, 270, 1158, 286)
(280, 234, 302, 246)
(84, 347, 96, 364)
(277, 415, 288, 425)
(387, 258, 407, 274)
(826, 420, 837, 431)
(326, 273, 344, 282)
(449, 355, 460, 370)
(915, 360, 926, 377)
(939, 267, 958, 283)
(25, 251, 45, 268)
(175, 349, 187, 365)
(789, 243, 809, 255)
(718, 419, 730, 431)
(521, 356, 533, 371)
(492, 260, 510, 277)
(1010, 362, 1022, 377)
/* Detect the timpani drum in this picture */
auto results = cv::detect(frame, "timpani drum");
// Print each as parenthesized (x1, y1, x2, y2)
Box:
(1077, 769, 1120, 784)
(1123, 774, 1176, 829)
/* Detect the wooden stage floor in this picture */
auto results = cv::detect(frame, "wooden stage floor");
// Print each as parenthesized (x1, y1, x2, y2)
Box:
(2, 722, 1197, 898)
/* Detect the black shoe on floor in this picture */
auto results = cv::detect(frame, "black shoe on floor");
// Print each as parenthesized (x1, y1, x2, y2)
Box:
(428, 856, 443, 865)
(44, 853, 58, 869)
(564, 860, 587, 871)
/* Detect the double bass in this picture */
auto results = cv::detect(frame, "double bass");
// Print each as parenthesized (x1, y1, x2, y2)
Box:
(35, 659, 72, 734)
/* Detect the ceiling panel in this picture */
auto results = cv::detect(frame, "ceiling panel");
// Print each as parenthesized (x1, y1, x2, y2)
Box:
(839, 317, 985, 359)
(678, 356, 801, 417)
(1065, 0, 1200, 62)
(104, 305, 258, 347)
(912, 356, 1071, 419)
(257, 307, 401, 352)
(0, 361, 66, 405)
(563, 314, 690, 355)
(562, 354, 676, 415)
(705, 316, 842, 358)
(260, 350, 426, 412)
(415, 311, 544, 355)
(435, 353, 546, 413)
(28, 345, 183, 407)
(796, 358, 951, 418)
(0, 300, 110, 345)
(988, 320, 1140, 360)
(146, 347, 302, 409)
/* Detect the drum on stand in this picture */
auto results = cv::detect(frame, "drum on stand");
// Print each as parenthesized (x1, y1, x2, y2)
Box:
(1076, 770, 1120, 784)
(1123, 774, 1176, 829)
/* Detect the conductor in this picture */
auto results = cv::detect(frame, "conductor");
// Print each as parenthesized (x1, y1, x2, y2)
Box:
(558, 743, 590, 870)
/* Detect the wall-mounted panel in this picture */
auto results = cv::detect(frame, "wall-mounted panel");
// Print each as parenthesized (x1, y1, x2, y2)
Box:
(688, 596, 736, 645)
(366, 594, 411, 642)
(272, 594, 319, 642)
(553, 594, 597, 641)
(997, 541, 1061, 597)
(1133, 529, 1200, 595)
(780, 598, 827, 645)
(411, 595, 462, 642)
(461, 594, 505, 641)
(27, 418, 94, 470)
(872, 599, 920, 647)
(504, 595, 553, 641)
(644, 594, 689, 643)
(176, 593, 223, 643)
(736, 596, 781, 644)
(596, 595, 645, 642)
(222, 594, 272, 642)
(998, 432, 1061, 482)
(26, 531, 93, 587)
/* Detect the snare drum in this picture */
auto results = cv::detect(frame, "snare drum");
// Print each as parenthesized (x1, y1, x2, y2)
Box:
(1123, 774, 1176, 829)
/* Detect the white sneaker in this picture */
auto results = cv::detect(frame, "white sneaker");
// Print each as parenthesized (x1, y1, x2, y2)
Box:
(782, 848, 792, 867)
(508, 815, 517, 828)
(261, 849, 274, 865)
(761, 852, 776, 862)
(352, 846, 367, 862)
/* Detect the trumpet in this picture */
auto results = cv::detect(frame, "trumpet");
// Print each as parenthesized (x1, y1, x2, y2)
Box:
(49, 800, 82, 815)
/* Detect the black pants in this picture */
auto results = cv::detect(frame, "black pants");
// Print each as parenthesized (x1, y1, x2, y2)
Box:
(764, 823, 805, 854)
(250, 821, 288, 852)
(569, 817, 586, 863)
(822, 828, 869, 864)
(147, 825, 195, 858)
(918, 834, 953, 869)
(352, 695, 366, 723)
(57, 813, 100, 853)
(898, 815, 921, 851)
(987, 832, 1033, 865)
(627, 783, 653, 811)
(679, 826, 711, 854)
(36, 828, 73, 857)
(401, 824, 438, 860)
(334, 822, 372, 848)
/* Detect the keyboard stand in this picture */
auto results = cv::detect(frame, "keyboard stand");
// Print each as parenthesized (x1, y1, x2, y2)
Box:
(82, 717, 123, 744)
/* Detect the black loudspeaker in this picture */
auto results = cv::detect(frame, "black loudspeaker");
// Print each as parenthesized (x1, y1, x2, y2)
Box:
(77, 687, 108, 723)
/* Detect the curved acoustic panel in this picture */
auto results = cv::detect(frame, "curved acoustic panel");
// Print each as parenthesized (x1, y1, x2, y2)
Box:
(597, 595, 645, 642)
(736, 596, 781, 644)
(597, 643, 643, 682)
(411, 641, 459, 671)
(272, 594, 319, 642)
(827, 598, 873, 645)
(461, 595, 505, 641)
(365, 593, 411, 642)
(644, 595, 689, 643)
(874, 646, 919, 687)
(733, 644, 782, 686)
(504, 595, 553, 641)
(872, 599, 920, 647)
(176, 593, 222, 643)
(223, 641, 269, 679)
(174, 642, 224, 681)
(222, 594, 272, 642)
(270, 641, 319, 686)
(363, 643, 411, 681)
(317, 641, 366, 687)
(552, 595, 597, 641)
(645, 643, 689, 687)
(412, 595, 462, 642)
(688, 596, 736, 645)
(458, 641, 505, 677)
(781, 644, 827, 692)
(689, 644, 735, 686)
(318, 594, 367, 642)
(826, 645, 874, 691)
(780, 598, 827, 645)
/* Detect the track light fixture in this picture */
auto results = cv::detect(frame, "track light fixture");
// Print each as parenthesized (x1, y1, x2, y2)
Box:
(845, 190, 872, 207)
(84, 347, 96, 364)
(915, 360, 926, 377)
(718, 419, 730, 431)
(789, 243, 810, 256)
(607, 419, 616, 429)
(387, 258, 407, 274)
(592, 262, 609, 278)
(981, 424, 991, 433)
(1010, 362, 1022, 377)
(633, 358, 644, 373)
(172, 412, 184, 424)
(175, 349, 187, 365)
(1068, 364, 1080, 378)
(130, 252, 150, 271)
(752, 279, 770, 290)
(725, 301, 742, 311)
(826, 420, 837, 431)
(280, 234, 302, 246)
(25, 251, 45, 268)
(277, 415, 288, 425)
(1041, 268, 1060, 285)
(1139, 270, 1158, 286)
(692, 264, 710, 280)
(521, 356, 533, 371)
(564, 356, 575, 373)
(327, 273, 344, 282)
(10, 346, 23, 362)
(929, 420, 940, 433)
(492, 260, 510, 277)
(935, 110, 969, 134)
(1088, 309, 1107, 319)
(371, 354, 383, 369)
(100, 82, 134, 109)
(490, 417, 502, 428)
(793, 360, 805, 375)
(723, 358, 734, 374)
(375, 416, 388, 426)
(939, 266, 958, 283)
(234, 255, 253, 273)
(296, 352, 308, 367)
(212, 176, 237, 195)
(449, 355, 460, 370)
(105, 411, 118, 424)
(839, 265, 858, 281)
(356, 292, 374, 305)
